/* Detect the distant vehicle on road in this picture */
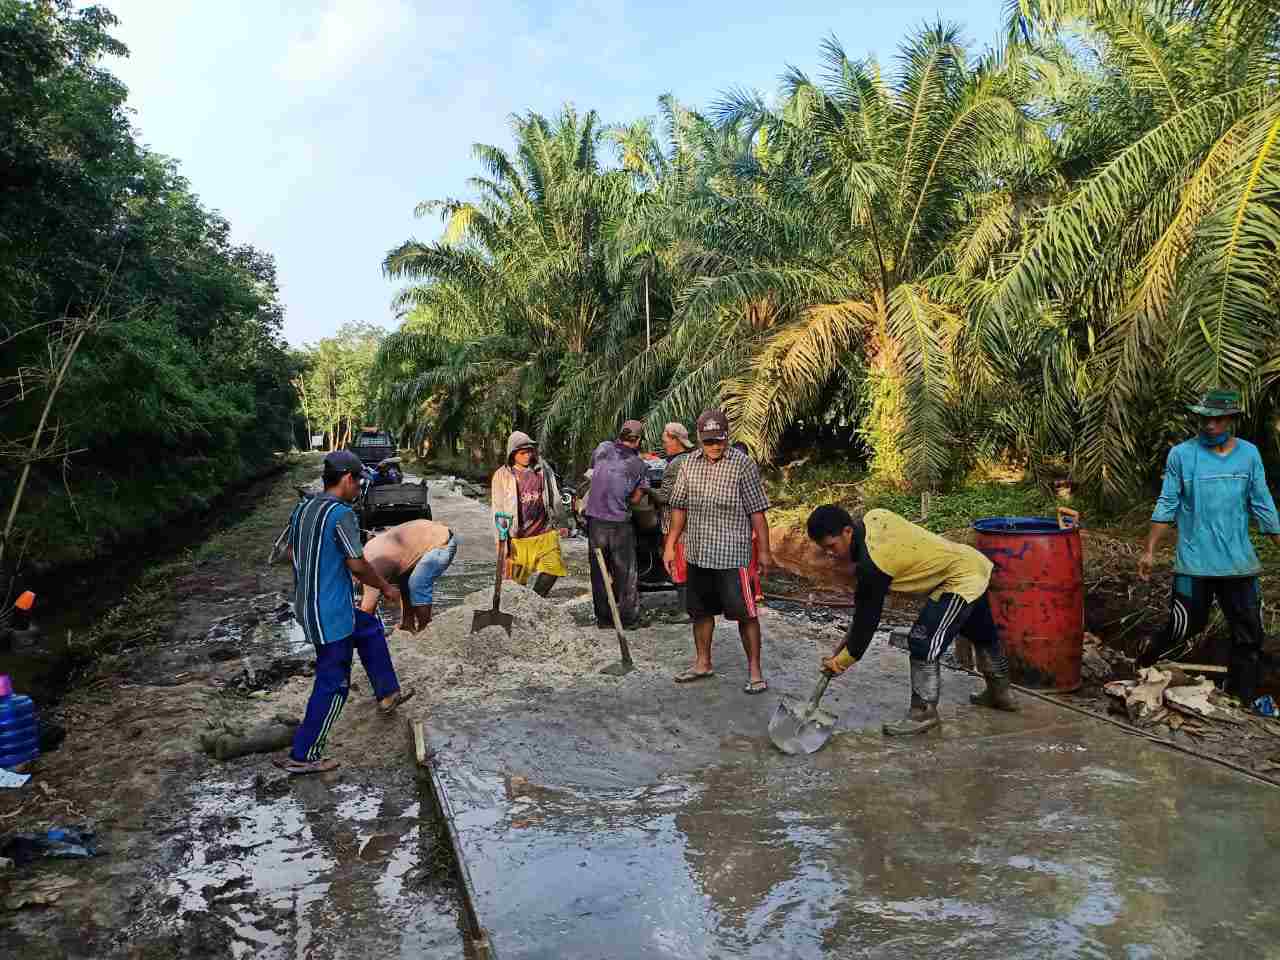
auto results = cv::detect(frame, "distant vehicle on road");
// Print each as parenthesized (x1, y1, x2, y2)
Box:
(349, 428, 397, 466)
(357, 457, 431, 532)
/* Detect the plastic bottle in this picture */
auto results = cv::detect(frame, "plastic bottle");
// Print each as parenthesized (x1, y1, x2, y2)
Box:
(0, 674, 39, 771)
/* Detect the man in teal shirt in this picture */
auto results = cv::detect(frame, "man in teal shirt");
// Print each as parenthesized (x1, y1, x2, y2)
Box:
(1138, 390, 1280, 709)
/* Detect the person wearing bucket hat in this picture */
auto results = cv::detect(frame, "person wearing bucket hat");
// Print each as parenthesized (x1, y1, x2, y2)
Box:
(491, 432, 568, 596)
(1138, 388, 1280, 711)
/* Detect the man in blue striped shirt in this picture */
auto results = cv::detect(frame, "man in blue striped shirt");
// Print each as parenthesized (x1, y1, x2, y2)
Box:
(280, 451, 415, 774)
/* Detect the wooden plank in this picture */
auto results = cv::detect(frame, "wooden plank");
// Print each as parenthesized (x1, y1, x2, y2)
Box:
(1157, 661, 1228, 674)
(410, 718, 495, 959)
(411, 718, 426, 766)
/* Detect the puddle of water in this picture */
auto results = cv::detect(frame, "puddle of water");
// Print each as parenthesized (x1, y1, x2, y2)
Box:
(132, 777, 462, 959)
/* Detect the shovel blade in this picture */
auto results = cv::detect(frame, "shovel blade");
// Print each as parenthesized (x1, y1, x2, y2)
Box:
(600, 660, 635, 677)
(471, 610, 514, 636)
(768, 697, 837, 755)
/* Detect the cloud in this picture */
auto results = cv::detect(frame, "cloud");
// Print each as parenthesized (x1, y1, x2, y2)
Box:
(276, 0, 415, 92)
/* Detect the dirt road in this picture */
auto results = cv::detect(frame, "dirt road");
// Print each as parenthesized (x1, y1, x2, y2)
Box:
(0, 458, 475, 959)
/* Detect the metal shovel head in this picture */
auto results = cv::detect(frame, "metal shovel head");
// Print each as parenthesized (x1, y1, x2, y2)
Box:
(470, 609, 514, 636)
(768, 696, 838, 755)
(599, 659, 635, 677)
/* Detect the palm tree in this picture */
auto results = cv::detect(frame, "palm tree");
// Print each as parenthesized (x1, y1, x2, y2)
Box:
(999, 0, 1280, 495)
(655, 26, 1036, 486)
(379, 106, 641, 466)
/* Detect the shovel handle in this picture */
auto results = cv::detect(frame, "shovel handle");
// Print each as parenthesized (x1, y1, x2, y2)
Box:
(809, 671, 831, 710)
(492, 538, 507, 611)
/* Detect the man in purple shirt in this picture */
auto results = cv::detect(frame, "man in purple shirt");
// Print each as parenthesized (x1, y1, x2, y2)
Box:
(585, 419, 650, 628)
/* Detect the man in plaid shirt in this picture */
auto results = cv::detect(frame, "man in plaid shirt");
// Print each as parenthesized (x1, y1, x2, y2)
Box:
(664, 409, 773, 693)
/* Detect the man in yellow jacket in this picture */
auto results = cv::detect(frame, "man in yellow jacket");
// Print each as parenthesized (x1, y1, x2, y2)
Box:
(806, 504, 1018, 735)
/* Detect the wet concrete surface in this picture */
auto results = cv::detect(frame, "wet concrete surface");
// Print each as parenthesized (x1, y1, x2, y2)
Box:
(427, 638, 1280, 958)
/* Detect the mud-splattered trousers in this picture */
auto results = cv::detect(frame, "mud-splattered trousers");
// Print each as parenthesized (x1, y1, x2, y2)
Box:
(1139, 575, 1265, 703)
(291, 609, 401, 762)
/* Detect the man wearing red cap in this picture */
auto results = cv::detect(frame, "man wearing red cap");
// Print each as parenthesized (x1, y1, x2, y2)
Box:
(664, 410, 773, 693)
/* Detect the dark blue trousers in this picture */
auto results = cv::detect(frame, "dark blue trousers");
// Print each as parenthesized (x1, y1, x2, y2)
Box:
(291, 609, 401, 762)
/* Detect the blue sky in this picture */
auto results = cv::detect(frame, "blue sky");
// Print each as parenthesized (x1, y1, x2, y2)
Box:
(104, 1, 1004, 346)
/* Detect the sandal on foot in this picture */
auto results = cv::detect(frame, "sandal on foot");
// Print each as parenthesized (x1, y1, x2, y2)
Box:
(743, 679, 769, 695)
(674, 669, 715, 684)
(273, 756, 339, 775)
(378, 686, 417, 715)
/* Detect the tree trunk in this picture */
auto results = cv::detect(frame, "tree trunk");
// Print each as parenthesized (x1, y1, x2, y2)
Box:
(1, 316, 94, 577)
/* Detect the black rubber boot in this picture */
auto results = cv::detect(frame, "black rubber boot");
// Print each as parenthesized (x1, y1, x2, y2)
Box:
(969, 647, 1019, 712)
(1229, 646, 1261, 708)
(532, 573, 558, 597)
(883, 659, 942, 736)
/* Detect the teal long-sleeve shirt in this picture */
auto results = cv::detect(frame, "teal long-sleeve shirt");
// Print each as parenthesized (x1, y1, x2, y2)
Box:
(1151, 438, 1280, 577)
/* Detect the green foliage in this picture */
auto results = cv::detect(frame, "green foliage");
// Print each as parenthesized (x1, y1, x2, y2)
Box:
(766, 459, 1060, 534)
(0, 1, 298, 568)
(377, 0, 1280, 505)
(295, 323, 385, 450)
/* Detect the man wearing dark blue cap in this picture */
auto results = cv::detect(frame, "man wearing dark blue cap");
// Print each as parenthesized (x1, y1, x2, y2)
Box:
(1138, 390, 1280, 710)
(278, 450, 415, 774)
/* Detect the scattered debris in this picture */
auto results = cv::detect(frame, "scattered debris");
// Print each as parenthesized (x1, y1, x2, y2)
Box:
(198, 716, 300, 761)
(1081, 632, 1133, 684)
(221, 656, 312, 695)
(1105, 666, 1251, 731)
(0, 826, 100, 864)
(1105, 667, 1171, 723)
(0, 769, 30, 789)
(3, 873, 78, 911)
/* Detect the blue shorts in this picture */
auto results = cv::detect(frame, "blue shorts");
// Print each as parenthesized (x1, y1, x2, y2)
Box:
(407, 534, 458, 605)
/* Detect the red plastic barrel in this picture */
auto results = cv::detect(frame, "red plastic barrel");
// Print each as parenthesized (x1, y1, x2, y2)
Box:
(972, 516, 1084, 692)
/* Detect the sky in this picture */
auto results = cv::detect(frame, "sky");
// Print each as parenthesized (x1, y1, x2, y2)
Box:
(103, 1, 1005, 346)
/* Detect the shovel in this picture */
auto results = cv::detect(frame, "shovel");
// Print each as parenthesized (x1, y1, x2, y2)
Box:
(768, 671, 838, 755)
(472, 514, 514, 636)
(595, 547, 635, 676)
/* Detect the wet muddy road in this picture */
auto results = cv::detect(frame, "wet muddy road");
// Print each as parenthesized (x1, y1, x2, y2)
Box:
(0, 459, 498, 959)
(5, 457, 1280, 958)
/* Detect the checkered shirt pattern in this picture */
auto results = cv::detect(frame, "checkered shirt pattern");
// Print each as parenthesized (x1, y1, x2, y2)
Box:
(670, 447, 769, 569)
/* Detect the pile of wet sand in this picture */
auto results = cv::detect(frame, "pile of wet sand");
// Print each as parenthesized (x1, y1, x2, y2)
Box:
(253, 585, 622, 760)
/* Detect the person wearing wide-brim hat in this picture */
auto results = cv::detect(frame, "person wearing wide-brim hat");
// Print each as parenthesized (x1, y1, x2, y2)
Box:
(1138, 389, 1280, 711)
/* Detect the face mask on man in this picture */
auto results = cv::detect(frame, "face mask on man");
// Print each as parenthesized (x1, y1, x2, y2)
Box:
(1199, 428, 1231, 448)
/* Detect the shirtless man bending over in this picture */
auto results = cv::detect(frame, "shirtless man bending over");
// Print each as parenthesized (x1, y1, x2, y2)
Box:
(359, 519, 458, 633)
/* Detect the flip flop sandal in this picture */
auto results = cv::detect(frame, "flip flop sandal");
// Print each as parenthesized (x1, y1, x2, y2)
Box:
(273, 756, 339, 775)
(743, 680, 769, 695)
(674, 669, 715, 684)
(378, 686, 417, 715)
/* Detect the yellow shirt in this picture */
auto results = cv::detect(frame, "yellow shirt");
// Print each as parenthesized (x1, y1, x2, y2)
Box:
(863, 508, 992, 602)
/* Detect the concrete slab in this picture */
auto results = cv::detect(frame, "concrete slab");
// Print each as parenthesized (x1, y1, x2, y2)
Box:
(428, 641, 1280, 959)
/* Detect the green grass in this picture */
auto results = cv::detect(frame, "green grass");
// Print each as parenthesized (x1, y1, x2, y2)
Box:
(766, 460, 1062, 534)
(2, 450, 297, 569)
